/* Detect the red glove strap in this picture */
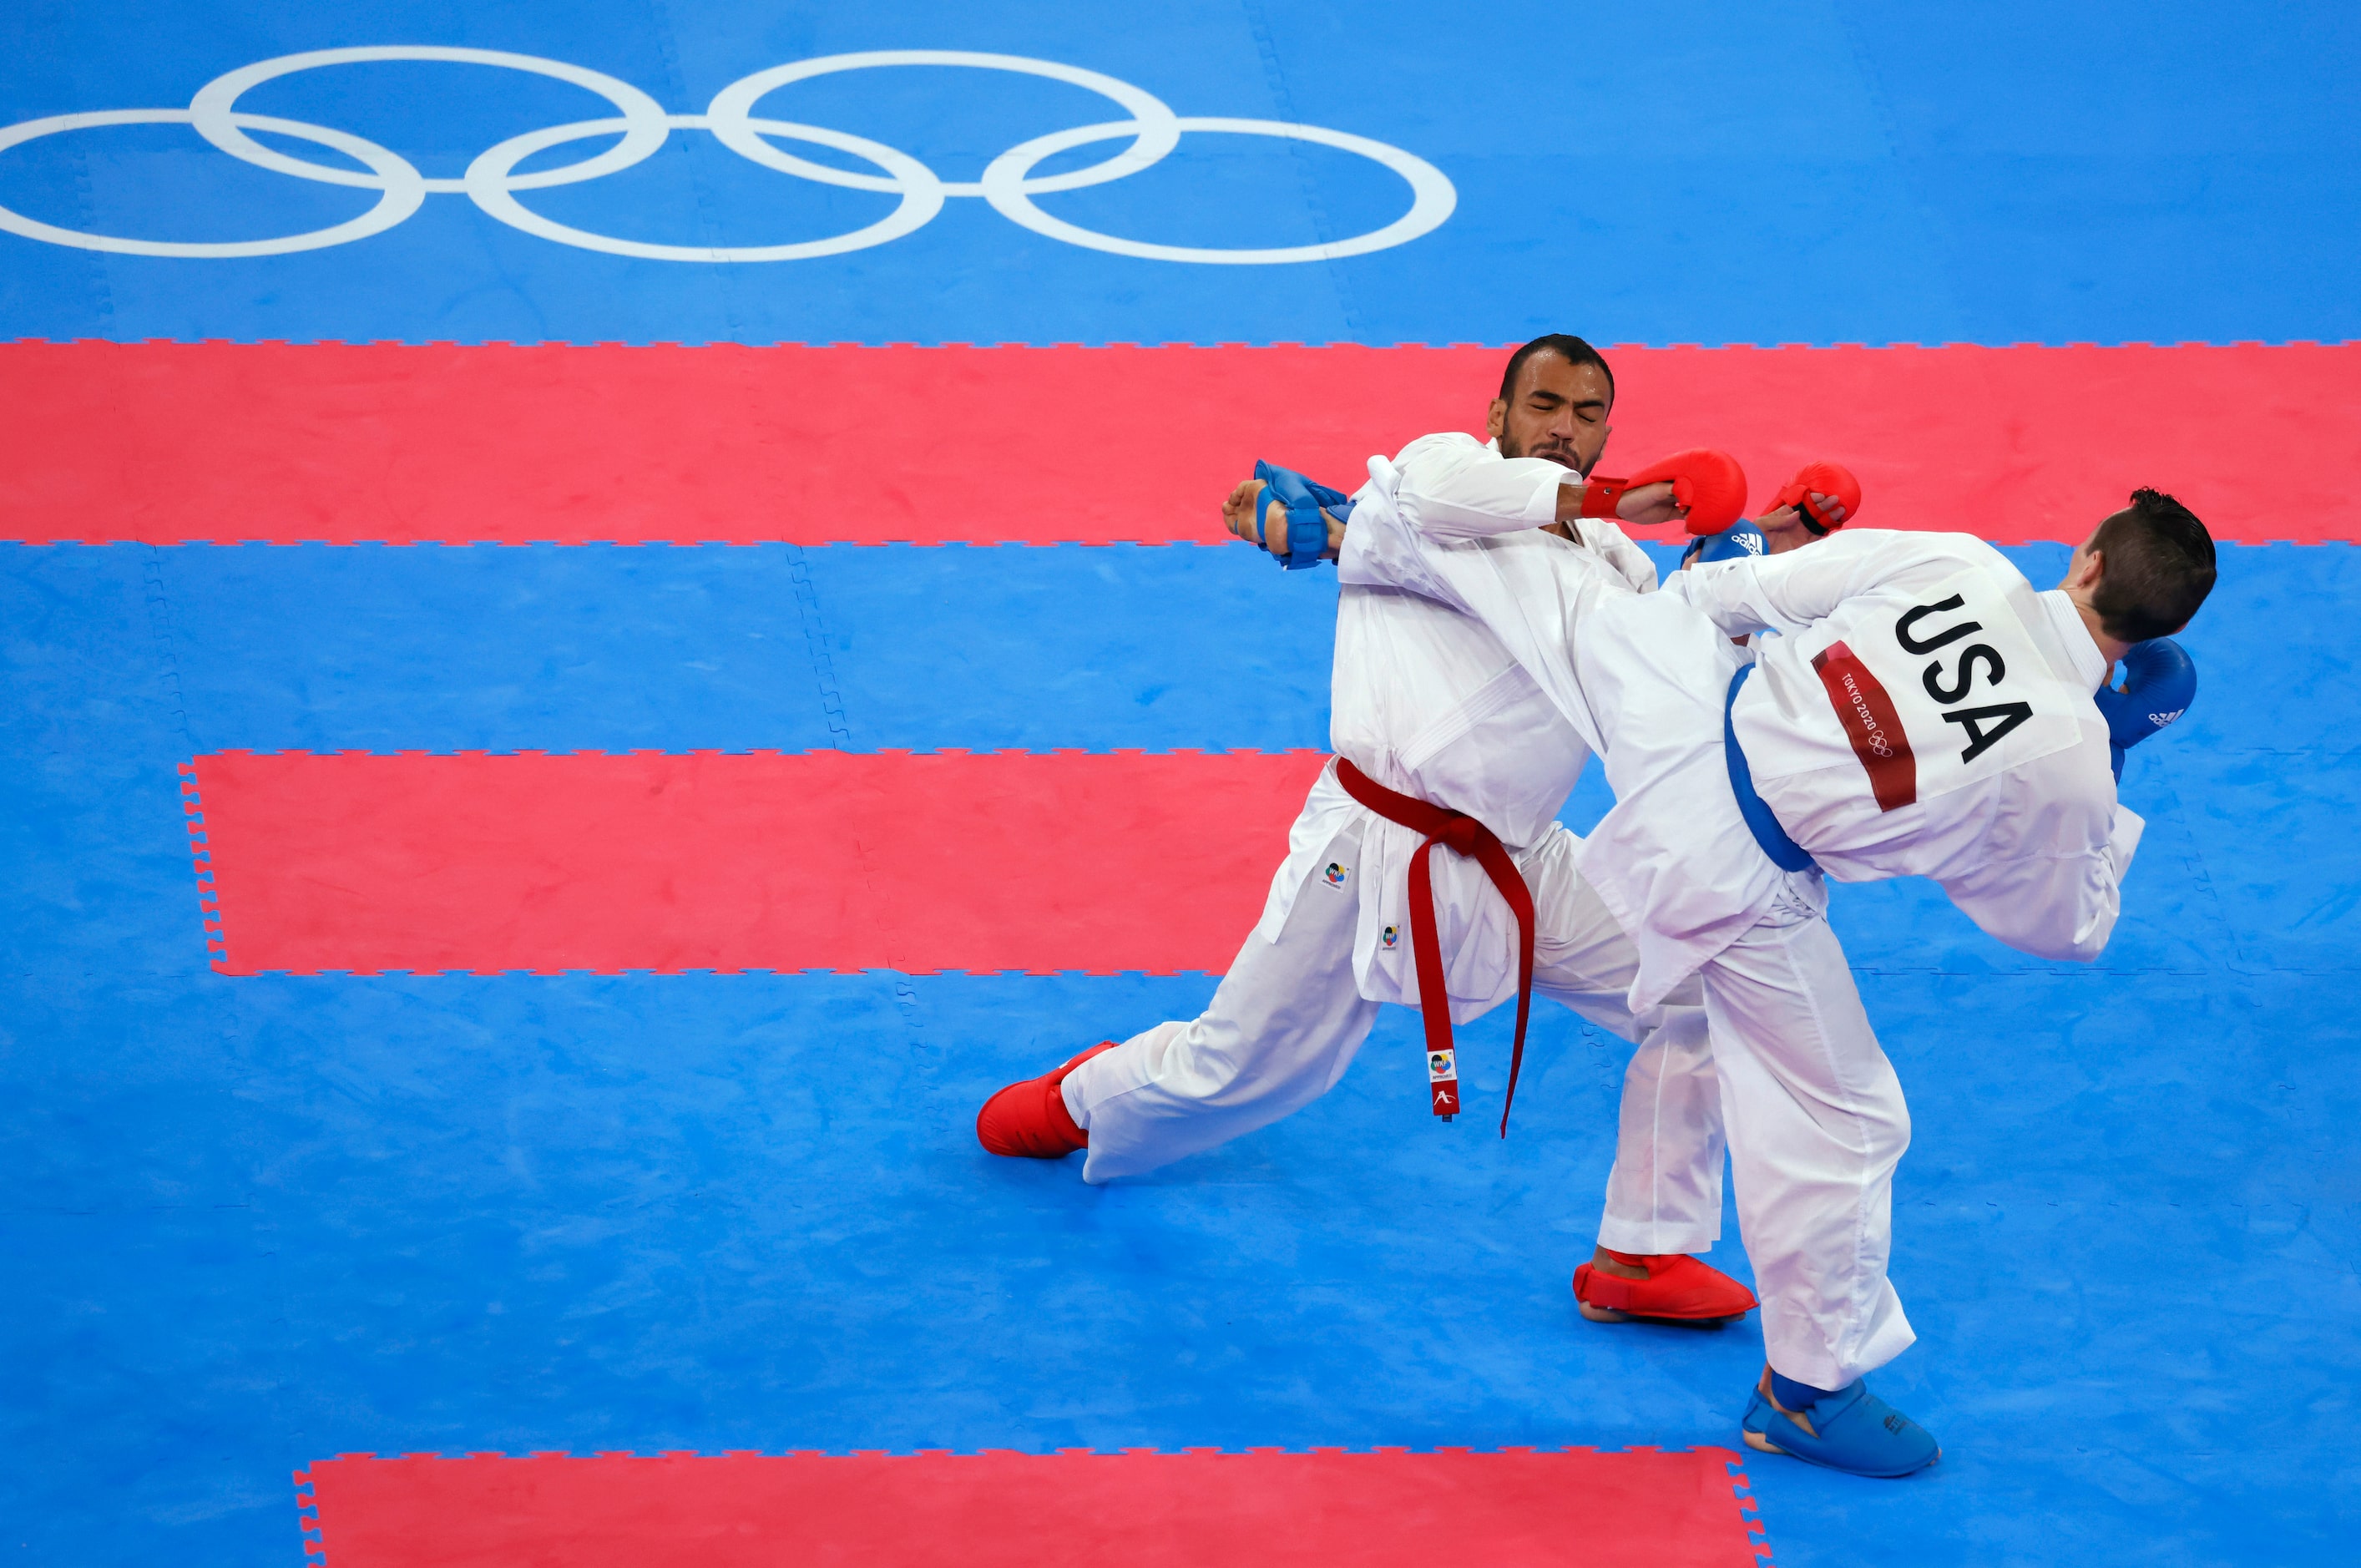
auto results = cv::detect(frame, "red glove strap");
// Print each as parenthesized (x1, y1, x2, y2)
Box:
(1578, 474, 1630, 519)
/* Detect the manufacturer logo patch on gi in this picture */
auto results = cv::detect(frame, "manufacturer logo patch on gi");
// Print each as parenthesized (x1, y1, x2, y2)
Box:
(1382, 924, 1398, 949)
(1324, 862, 1348, 887)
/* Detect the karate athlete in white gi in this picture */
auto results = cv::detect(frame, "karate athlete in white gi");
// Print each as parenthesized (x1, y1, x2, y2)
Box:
(1196, 470, 2208, 1475)
(977, 336, 1798, 1332)
(1535, 488, 2214, 1476)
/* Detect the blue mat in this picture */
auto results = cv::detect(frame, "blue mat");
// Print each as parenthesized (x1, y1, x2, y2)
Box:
(3, 2, 2358, 346)
(3, 539, 2358, 1564)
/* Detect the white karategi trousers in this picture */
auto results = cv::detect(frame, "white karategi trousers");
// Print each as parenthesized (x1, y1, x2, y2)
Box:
(1575, 593, 1917, 1390)
(1060, 787, 1730, 1263)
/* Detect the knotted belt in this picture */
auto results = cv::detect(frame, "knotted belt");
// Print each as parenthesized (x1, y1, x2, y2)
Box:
(1334, 758, 1536, 1136)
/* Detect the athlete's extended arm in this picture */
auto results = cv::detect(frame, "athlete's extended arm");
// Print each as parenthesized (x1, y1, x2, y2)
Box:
(1216, 438, 1662, 563)
(1222, 433, 1681, 585)
(1393, 434, 1686, 539)
(1662, 527, 1936, 638)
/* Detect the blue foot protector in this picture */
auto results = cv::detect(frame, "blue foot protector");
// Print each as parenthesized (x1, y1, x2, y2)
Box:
(1742, 1377, 1941, 1478)
(1252, 459, 1355, 569)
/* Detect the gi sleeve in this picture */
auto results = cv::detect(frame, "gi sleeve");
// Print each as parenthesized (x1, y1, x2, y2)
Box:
(1935, 797, 2143, 962)
(1661, 528, 1921, 638)
(1335, 455, 1475, 612)
(1391, 432, 1574, 540)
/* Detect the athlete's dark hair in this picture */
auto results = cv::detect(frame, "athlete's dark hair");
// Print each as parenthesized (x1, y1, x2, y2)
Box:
(1497, 333, 1615, 407)
(2089, 488, 2216, 642)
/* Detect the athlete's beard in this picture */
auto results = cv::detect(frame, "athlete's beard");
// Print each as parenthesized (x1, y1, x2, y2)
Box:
(1499, 430, 1582, 472)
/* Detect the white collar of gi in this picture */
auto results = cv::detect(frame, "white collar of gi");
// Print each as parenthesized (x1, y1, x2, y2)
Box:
(2038, 589, 2113, 691)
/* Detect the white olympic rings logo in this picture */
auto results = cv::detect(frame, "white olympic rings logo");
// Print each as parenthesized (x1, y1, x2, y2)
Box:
(0, 47, 1456, 266)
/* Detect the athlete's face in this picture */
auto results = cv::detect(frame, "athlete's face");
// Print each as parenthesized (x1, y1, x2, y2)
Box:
(1488, 352, 1614, 474)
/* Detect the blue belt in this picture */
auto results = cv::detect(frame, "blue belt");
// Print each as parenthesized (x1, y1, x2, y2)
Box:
(1725, 664, 1818, 873)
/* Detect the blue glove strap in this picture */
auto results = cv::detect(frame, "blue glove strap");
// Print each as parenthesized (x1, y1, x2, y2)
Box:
(1285, 508, 1327, 567)
(1253, 459, 1351, 570)
(1691, 522, 1768, 565)
(2092, 636, 2197, 751)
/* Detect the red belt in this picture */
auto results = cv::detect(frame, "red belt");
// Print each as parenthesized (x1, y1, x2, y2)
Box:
(1334, 758, 1536, 1136)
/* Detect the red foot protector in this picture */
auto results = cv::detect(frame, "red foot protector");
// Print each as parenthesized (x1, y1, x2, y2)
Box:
(977, 1041, 1112, 1156)
(3, 340, 2351, 546)
(189, 749, 1327, 977)
(1575, 1254, 1760, 1323)
(296, 1447, 1766, 1568)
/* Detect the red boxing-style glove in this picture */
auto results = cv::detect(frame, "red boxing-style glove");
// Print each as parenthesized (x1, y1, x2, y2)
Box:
(1774, 461, 1862, 534)
(1580, 448, 1749, 535)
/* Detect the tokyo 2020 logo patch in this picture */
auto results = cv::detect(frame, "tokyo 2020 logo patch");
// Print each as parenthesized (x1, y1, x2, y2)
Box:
(0, 47, 1457, 266)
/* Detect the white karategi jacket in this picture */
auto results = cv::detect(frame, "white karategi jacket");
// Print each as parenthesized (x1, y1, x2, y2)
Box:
(1580, 527, 2141, 1009)
(1252, 432, 1654, 1020)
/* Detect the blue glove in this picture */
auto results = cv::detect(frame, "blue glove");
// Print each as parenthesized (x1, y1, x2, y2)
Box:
(2092, 637, 2197, 781)
(1251, 460, 1355, 570)
(1681, 520, 1768, 569)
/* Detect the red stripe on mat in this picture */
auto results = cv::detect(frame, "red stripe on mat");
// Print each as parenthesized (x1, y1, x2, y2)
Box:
(297, 1448, 1762, 1568)
(190, 749, 1326, 977)
(6, 340, 2351, 546)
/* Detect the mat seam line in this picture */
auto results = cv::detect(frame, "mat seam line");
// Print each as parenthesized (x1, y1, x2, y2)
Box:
(64, 125, 119, 336)
(139, 544, 194, 745)
(786, 544, 854, 747)
(143, 549, 226, 970)
(645, 0, 740, 328)
(1241, 0, 1365, 339)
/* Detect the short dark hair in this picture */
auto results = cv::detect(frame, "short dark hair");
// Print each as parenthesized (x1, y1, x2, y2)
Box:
(1498, 333, 1615, 407)
(2090, 488, 2216, 642)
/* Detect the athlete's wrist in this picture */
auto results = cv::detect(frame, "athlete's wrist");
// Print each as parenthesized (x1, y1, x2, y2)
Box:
(1555, 479, 1589, 523)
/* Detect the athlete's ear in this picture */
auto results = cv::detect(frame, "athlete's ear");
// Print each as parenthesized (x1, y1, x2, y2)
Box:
(2065, 547, 2105, 593)
(1485, 397, 1508, 441)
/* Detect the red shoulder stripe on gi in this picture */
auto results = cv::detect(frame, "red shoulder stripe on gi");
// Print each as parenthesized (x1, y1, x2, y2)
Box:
(1810, 641, 1919, 810)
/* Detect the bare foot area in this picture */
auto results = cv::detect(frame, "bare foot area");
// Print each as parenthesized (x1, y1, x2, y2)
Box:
(1589, 1245, 1648, 1279)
